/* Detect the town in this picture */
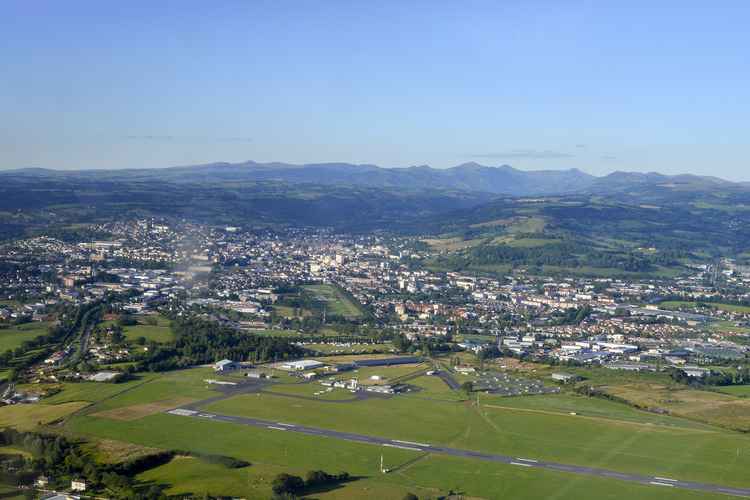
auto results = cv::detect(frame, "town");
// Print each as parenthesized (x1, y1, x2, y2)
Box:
(1, 219, 749, 499)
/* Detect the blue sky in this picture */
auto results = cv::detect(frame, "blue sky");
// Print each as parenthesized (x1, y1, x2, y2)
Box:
(2, 1, 749, 180)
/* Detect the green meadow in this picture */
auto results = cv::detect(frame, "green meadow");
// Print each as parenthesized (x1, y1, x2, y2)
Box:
(67, 412, 725, 500)
(302, 284, 363, 318)
(0, 321, 52, 352)
(202, 389, 750, 488)
(123, 315, 175, 343)
(660, 300, 750, 314)
(5, 366, 743, 499)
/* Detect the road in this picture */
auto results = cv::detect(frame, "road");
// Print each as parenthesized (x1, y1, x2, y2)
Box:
(167, 407, 750, 498)
(435, 370, 460, 390)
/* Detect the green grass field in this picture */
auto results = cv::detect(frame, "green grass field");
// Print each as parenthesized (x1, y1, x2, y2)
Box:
(123, 315, 175, 343)
(249, 328, 303, 337)
(264, 382, 358, 401)
(304, 342, 395, 355)
(302, 284, 363, 318)
(660, 300, 750, 314)
(0, 485, 23, 500)
(200, 389, 750, 489)
(479, 392, 713, 430)
(405, 374, 464, 401)
(31, 367, 741, 499)
(0, 321, 51, 352)
(0, 401, 87, 431)
(716, 385, 750, 397)
(66, 411, 726, 500)
(711, 320, 750, 334)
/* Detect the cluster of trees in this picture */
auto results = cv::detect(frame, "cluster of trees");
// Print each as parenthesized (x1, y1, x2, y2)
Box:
(392, 333, 456, 356)
(668, 366, 750, 387)
(464, 241, 580, 268)
(2, 302, 103, 379)
(136, 317, 304, 372)
(0, 429, 165, 499)
(434, 237, 682, 274)
(551, 306, 593, 326)
(271, 470, 351, 497)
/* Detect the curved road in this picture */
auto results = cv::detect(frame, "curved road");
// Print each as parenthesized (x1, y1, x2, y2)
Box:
(166, 406, 750, 498)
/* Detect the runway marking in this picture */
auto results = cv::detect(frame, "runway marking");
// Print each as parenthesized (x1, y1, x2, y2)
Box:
(393, 439, 430, 447)
(649, 482, 675, 487)
(383, 443, 423, 452)
(169, 409, 750, 498)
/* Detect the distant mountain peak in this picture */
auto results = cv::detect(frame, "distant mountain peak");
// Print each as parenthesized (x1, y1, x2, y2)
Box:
(0, 160, 743, 200)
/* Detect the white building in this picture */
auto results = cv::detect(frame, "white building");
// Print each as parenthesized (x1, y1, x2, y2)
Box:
(280, 359, 324, 371)
(214, 359, 239, 372)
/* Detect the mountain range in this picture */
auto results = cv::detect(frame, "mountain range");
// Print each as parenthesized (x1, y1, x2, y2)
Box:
(3, 160, 744, 198)
(1, 160, 749, 245)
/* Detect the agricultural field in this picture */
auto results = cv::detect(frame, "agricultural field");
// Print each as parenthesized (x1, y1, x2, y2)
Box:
(604, 383, 750, 431)
(422, 236, 486, 252)
(0, 321, 52, 352)
(0, 401, 87, 431)
(302, 284, 363, 318)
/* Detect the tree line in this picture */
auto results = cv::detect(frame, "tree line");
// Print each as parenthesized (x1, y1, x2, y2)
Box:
(136, 316, 305, 372)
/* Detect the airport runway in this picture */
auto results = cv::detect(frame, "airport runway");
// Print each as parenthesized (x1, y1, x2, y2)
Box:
(167, 407, 750, 498)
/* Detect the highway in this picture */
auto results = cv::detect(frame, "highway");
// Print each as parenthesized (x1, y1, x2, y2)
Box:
(167, 407, 750, 498)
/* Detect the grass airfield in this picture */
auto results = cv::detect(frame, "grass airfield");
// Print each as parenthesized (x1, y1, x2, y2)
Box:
(2, 361, 750, 499)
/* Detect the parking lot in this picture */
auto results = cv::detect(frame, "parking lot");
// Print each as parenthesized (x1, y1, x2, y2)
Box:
(471, 371, 559, 397)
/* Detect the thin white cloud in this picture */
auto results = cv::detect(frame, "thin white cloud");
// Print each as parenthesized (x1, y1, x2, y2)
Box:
(468, 149, 574, 160)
